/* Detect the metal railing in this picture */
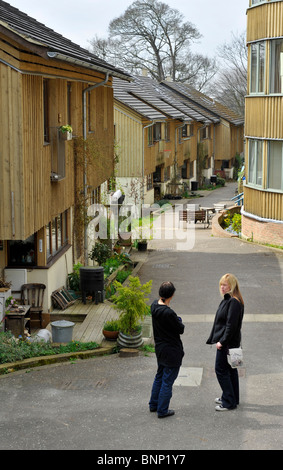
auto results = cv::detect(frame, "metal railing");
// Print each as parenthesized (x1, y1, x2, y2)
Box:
(231, 192, 244, 206)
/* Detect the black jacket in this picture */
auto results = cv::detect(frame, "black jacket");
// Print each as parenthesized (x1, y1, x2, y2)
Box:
(206, 294, 244, 348)
(151, 300, 185, 368)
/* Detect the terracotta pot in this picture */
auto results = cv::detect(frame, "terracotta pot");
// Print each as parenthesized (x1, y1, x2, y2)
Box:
(103, 329, 119, 341)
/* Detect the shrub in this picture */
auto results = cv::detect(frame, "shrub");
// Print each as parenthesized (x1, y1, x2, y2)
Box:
(89, 241, 112, 265)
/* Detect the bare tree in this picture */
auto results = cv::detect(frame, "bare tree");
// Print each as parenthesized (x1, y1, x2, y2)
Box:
(207, 32, 247, 115)
(89, 0, 216, 90)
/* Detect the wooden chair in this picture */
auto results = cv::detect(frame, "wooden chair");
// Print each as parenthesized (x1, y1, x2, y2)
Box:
(20, 283, 46, 328)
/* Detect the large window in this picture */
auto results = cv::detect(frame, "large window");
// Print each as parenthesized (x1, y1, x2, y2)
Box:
(250, 42, 265, 94)
(248, 139, 263, 186)
(270, 39, 283, 94)
(46, 210, 69, 261)
(268, 141, 283, 191)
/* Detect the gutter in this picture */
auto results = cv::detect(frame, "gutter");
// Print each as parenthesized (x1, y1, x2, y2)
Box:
(47, 52, 131, 81)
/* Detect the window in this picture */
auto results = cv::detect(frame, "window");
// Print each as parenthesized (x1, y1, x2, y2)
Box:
(165, 122, 170, 142)
(43, 79, 49, 143)
(248, 139, 263, 186)
(268, 141, 283, 191)
(200, 126, 211, 140)
(46, 210, 69, 260)
(182, 125, 188, 138)
(7, 235, 36, 266)
(270, 39, 283, 94)
(148, 126, 153, 146)
(147, 173, 153, 190)
(153, 123, 162, 142)
(250, 42, 265, 94)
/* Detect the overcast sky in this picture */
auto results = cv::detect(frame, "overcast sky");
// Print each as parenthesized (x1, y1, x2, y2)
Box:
(8, 0, 248, 58)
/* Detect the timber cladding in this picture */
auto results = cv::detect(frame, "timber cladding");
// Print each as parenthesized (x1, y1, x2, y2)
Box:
(0, 64, 114, 240)
(247, 2, 283, 43)
(244, 186, 283, 221)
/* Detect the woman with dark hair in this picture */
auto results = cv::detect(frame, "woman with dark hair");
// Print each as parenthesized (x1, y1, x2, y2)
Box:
(149, 281, 185, 418)
(207, 273, 244, 411)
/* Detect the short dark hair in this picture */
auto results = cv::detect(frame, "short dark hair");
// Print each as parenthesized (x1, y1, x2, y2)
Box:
(159, 281, 176, 300)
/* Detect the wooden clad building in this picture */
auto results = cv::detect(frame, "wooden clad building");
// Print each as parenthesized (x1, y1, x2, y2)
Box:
(113, 75, 244, 205)
(243, 0, 283, 246)
(0, 1, 130, 311)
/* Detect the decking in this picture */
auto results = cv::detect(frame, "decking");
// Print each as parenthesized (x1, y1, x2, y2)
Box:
(49, 299, 119, 344)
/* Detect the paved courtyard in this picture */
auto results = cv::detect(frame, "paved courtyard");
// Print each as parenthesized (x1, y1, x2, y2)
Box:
(0, 183, 282, 451)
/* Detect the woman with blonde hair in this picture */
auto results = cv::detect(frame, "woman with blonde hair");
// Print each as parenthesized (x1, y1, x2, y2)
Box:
(206, 273, 244, 411)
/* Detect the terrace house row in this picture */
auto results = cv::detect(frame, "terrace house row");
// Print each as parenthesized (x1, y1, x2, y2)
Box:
(0, 1, 130, 312)
(113, 75, 244, 206)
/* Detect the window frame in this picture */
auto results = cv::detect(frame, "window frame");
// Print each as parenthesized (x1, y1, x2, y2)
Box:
(267, 140, 283, 192)
(269, 39, 283, 95)
(248, 139, 263, 188)
(250, 41, 266, 95)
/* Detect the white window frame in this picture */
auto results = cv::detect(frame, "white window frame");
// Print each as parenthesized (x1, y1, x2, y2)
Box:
(250, 41, 266, 94)
(248, 139, 263, 187)
(270, 39, 283, 95)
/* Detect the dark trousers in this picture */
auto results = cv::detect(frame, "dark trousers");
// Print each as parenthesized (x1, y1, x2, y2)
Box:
(149, 364, 180, 416)
(215, 347, 239, 409)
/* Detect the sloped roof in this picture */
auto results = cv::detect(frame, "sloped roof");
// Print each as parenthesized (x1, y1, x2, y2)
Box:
(161, 81, 244, 126)
(114, 77, 167, 120)
(113, 75, 218, 125)
(0, 0, 131, 80)
(134, 76, 217, 124)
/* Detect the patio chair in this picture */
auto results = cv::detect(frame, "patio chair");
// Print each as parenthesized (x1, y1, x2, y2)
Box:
(20, 283, 46, 328)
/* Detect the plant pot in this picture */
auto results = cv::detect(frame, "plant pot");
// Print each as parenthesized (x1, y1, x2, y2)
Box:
(61, 131, 72, 140)
(103, 329, 119, 341)
(118, 232, 132, 246)
(117, 330, 143, 348)
(137, 241, 147, 251)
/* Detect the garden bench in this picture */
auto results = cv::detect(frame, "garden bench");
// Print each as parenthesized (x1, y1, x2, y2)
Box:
(178, 210, 208, 228)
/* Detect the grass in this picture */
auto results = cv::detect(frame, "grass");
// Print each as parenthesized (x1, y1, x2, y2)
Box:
(0, 331, 99, 365)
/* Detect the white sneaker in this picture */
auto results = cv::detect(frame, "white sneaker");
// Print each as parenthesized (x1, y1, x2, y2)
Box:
(215, 405, 236, 411)
(215, 397, 222, 404)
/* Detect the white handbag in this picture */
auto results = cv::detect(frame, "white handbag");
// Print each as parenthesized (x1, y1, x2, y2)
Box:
(227, 347, 243, 368)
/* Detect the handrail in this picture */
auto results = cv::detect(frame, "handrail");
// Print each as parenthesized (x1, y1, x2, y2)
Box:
(231, 192, 244, 206)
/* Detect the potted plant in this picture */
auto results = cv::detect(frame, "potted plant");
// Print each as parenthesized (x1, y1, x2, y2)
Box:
(59, 124, 73, 140)
(102, 319, 120, 341)
(111, 276, 152, 348)
(137, 239, 148, 251)
(67, 262, 83, 297)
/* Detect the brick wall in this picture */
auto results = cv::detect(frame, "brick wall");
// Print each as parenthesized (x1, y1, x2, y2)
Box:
(242, 214, 283, 247)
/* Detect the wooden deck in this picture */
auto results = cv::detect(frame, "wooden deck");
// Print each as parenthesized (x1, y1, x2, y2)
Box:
(48, 299, 119, 344)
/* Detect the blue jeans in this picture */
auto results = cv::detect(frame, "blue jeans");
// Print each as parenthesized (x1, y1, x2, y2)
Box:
(149, 364, 180, 416)
(215, 347, 239, 409)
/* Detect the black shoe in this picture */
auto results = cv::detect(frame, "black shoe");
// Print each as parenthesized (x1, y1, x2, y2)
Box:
(149, 407, 157, 412)
(158, 409, 175, 418)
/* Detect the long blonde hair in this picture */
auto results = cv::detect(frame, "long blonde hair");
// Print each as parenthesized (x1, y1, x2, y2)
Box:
(219, 273, 244, 305)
